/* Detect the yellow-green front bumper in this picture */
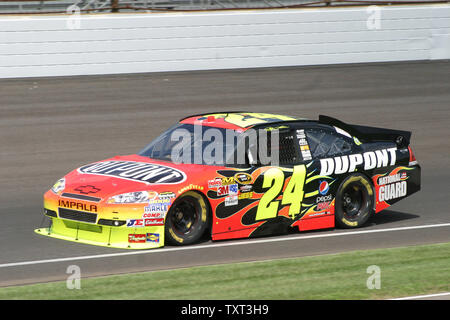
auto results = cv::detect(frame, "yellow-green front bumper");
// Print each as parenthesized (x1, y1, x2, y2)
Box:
(35, 217, 165, 250)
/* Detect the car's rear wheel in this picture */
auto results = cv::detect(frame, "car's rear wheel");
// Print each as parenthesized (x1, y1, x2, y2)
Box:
(165, 191, 210, 245)
(335, 173, 374, 228)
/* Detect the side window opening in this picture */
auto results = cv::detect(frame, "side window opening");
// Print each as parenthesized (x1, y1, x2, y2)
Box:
(251, 128, 299, 166)
(278, 132, 299, 165)
(305, 128, 353, 158)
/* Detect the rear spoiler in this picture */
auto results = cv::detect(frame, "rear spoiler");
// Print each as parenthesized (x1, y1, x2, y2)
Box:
(318, 115, 411, 148)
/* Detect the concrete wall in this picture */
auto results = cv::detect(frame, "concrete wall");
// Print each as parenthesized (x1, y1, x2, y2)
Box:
(0, 5, 449, 78)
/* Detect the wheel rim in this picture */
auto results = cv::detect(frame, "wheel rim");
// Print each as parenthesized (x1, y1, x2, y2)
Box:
(341, 183, 368, 220)
(169, 197, 200, 236)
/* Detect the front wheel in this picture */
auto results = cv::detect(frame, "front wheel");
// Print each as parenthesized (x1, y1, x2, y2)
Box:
(165, 191, 210, 245)
(335, 174, 374, 228)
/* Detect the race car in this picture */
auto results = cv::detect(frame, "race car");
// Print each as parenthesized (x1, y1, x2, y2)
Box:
(36, 112, 421, 249)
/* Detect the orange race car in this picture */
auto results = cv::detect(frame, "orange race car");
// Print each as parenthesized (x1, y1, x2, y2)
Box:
(36, 112, 420, 249)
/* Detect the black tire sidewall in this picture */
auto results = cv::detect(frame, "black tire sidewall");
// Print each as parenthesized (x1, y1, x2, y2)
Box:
(165, 191, 210, 245)
(335, 173, 374, 228)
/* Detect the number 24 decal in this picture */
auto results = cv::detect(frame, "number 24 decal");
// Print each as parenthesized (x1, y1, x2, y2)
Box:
(255, 165, 306, 221)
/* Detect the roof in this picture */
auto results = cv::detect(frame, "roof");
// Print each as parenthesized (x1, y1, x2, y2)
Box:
(179, 112, 305, 131)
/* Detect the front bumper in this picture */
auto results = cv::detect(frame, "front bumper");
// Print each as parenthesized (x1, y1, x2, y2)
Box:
(35, 193, 165, 250)
(35, 219, 164, 250)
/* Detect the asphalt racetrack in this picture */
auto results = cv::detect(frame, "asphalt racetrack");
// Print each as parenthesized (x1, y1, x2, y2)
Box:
(0, 61, 449, 287)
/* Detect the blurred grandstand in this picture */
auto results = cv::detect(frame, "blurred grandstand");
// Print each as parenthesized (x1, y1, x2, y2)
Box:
(0, 0, 447, 14)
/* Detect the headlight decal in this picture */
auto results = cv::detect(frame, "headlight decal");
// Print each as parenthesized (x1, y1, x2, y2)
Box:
(107, 191, 154, 204)
(51, 178, 65, 194)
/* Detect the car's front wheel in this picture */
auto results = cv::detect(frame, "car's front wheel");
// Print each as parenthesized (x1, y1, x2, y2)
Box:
(165, 191, 210, 245)
(335, 173, 374, 228)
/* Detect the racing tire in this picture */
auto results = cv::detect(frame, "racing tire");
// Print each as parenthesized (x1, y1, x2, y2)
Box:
(335, 173, 374, 228)
(165, 191, 210, 245)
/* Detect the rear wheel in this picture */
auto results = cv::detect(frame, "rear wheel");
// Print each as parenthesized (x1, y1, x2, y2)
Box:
(335, 174, 374, 228)
(165, 191, 210, 245)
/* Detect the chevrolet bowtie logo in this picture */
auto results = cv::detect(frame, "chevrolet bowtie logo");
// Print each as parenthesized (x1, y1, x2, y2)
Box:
(75, 185, 101, 195)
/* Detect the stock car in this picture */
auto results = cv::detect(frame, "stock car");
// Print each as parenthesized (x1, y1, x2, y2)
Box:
(36, 112, 421, 249)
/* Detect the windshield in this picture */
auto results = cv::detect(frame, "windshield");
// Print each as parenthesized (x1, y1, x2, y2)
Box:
(139, 124, 249, 167)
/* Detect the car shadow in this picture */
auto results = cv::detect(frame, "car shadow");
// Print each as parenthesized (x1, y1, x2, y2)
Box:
(283, 209, 421, 236)
(365, 209, 420, 228)
(195, 209, 421, 244)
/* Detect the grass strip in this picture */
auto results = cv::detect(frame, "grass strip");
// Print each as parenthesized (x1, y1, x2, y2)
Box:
(0, 242, 449, 300)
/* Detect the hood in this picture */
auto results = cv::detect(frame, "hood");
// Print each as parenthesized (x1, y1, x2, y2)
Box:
(60, 154, 220, 201)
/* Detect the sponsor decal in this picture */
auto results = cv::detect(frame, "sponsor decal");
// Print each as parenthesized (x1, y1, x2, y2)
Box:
(144, 202, 170, 214)
(218, 184, 238, 196)
(58, 199, 97, 212)
(228, 184, 238, 195)
(221, 177, 235, 185)
(178, 184, 204, 195)
(301, 151, 312, 161)
(142, 212, 165, 219)
(146, 233, 160, 243)
(158, 191, 176, 200)
(296, 130, 306, 139)
(375, 168, 410, 203)
(147, 198, 172, 204)
(147, 191, 159, 200)
(239, 185, 253, 193)
(127, 219, 144, 227)
(319, 181, 330, 195)
(217, 185, 229, 196)
(296, 129, 312, 161)
(377, 173, 407, 186)
(208, 178, 222, 188)
(74, 185, 100, 195)
(309, 212, 327, 217)
(144, 192, 174, 214)
(127, 218, 165, 227)
(144, 218, 164, 226)
(234, 173, 253, 185)
(300, 145, 310, 151)
(78, 160, 186, 184)
(224, 195, 238, 206)
(379, 181, 407, 202)
(128, 234, 146, 243)
(316, 194, 333, 203)
(238, 192, 253, 200)
(316, 201, 331, 211)
(320, 147, 397, 176)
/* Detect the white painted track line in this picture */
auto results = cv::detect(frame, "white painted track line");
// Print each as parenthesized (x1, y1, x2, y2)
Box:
(390, 292, 450, 300)
(0, 222, 449, 269)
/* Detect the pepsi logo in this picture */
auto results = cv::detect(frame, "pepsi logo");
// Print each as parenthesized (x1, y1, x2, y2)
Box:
(319, 181, 329, 195)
